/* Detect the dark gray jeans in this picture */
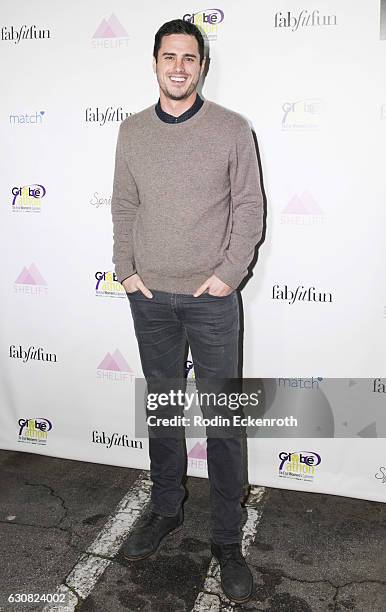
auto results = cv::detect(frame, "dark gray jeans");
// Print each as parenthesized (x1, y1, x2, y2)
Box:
(127, 288, 245, 544)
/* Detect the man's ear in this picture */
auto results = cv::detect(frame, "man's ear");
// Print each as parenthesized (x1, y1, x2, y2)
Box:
(200, 56, 206, 76)
(152, 57, 156, 73)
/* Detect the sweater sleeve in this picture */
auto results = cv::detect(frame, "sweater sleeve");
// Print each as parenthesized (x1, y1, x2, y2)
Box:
(214, 120, 263, 290)
(111, 123, 140, 284)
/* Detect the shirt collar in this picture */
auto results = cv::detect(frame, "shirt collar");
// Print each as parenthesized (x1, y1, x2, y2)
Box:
(155, 93, 204, 124)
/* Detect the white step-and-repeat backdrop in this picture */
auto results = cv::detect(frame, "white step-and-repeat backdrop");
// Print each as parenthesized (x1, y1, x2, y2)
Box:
(1, 0, 385, 503)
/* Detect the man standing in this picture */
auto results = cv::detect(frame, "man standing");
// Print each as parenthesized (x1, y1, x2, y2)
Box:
(111, 19, 263, 604)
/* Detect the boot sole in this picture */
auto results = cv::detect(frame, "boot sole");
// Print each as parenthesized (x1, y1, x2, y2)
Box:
(122, 523, 184, 561)
(220, 582, 253, 604)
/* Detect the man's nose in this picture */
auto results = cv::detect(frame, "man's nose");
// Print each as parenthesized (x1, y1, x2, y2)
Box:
(174, 58, 184, 71)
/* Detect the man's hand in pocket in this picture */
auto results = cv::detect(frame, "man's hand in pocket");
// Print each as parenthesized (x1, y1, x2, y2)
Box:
(193, 274, 233, 297)
(122, 274, 153, 298)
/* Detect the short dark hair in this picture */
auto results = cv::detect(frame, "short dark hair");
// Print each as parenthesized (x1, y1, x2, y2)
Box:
(153, 19, 205, 64)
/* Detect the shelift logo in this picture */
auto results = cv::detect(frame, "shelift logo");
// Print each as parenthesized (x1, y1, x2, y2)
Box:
(372, 379, 386, 393)
(274, 10, 337, 32)
(85, 107, 133, 126)
(280, 190, 325, 226)
(272, 285, 333, 305)
(9, 345, 57, 363)
(188, 441, 207, 471)
(97, 349, 135, 381)
(92, 14, 129, 48)
(14, 263, 48, 295)
(1, 25, 50, 44)
(92, 431, 143, 450)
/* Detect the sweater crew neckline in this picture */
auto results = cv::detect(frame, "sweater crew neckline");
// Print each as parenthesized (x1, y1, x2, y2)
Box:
(151, 98, 210, 128)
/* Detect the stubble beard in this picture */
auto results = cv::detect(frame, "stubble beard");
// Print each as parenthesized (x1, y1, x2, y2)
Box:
(159, 75, 200, 102)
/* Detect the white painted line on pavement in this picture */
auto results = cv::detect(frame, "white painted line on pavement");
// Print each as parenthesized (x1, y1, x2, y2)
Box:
(42, 473, 266, 612)
(42, 471, 152, 611)
(192, 486, 267, 611)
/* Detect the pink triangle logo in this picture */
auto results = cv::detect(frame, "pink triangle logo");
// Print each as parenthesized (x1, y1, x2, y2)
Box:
(15, 263, 47, 285)
(93, 14, 128, 39)
(188, 441, 207, 460)
(97, 349, 134, 372)
(282, 190, 324, 215)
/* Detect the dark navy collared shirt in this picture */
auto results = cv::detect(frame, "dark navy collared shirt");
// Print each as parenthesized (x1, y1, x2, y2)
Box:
(155, 93, 204, 123)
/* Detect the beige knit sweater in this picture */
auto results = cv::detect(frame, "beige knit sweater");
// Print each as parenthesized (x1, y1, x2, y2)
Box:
(111, 99, 263, 293)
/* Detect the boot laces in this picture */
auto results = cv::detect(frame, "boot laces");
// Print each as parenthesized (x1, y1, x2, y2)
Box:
(218, 543, 245, 568)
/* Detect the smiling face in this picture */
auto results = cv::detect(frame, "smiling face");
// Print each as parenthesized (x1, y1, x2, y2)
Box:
(152, 33, 205, 101)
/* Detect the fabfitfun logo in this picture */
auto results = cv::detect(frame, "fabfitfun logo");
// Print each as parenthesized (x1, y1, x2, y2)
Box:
(183, 8, 224, 41)
(272, 285, 332, 305)
(10, 345, 57, 364)
(92, 14, 129, 48)
(372, 379, 386, 393)
(14, 263, 48, 295)
(280, 191, 325, 226)
(282, 99, 323, 131)
(12, 184, 46, 213)
(18, 417, 52, 446)
(95, 271, 125, 298)
(92, 430, 143, 450)
(274, 10, 337, 32)
(278, 450, 321, 482)
(1, 25, 50, 44)
(85, 107, 133, 126)
(9, 111, 45, 125)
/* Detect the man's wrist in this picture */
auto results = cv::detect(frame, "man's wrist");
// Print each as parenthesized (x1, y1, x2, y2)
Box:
(119, 271, 137, 284)
(213, 267, 241, 291)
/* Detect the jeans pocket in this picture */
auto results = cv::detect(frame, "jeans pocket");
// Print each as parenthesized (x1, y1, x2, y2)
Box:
(206, 291, 234, 298)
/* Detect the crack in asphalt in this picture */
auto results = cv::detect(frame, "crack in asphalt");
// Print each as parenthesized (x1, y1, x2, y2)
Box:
(1, 481, 93, 553)
(85, 551, 115, 562)
(3, 480, 385, 611)
(332, 579, 386, 612)
(2, 480, 69, 529)
(247, 563, 386, 611)
(24, 481, 69, 524)
(63, 581, 81, 608)
(248, 563, 386, 590)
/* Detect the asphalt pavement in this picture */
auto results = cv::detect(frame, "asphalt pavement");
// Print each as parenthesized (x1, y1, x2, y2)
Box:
(0, 449, 385, 612)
